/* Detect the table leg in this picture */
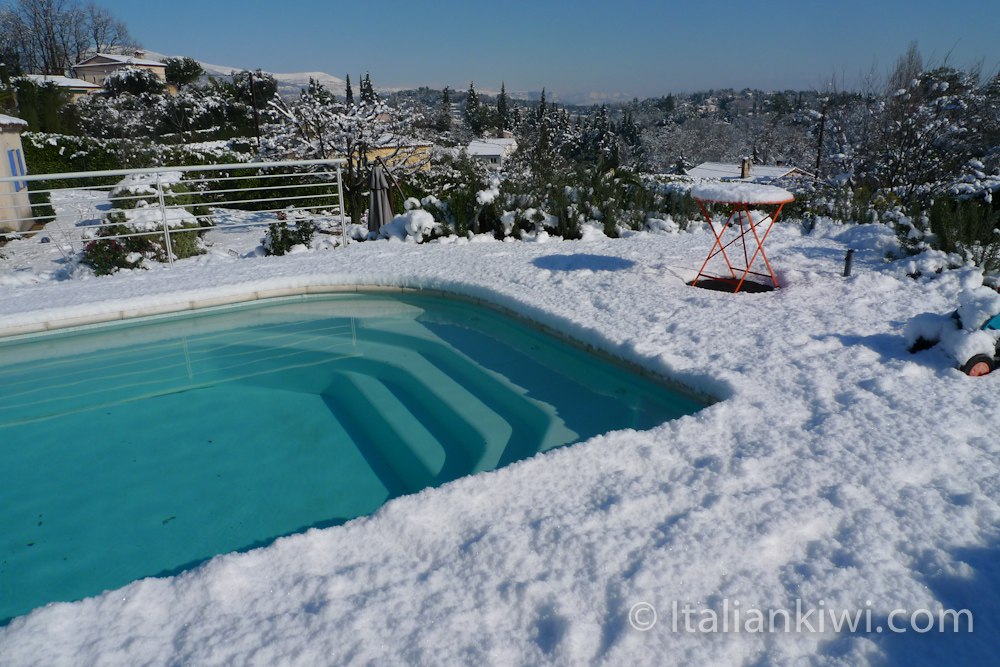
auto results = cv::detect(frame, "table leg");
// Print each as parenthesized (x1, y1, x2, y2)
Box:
(691, 200, 738, 285)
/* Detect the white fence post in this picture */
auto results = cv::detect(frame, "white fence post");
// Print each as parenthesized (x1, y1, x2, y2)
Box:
(0, 160, 348, 259)
(154, 171, 174, 265)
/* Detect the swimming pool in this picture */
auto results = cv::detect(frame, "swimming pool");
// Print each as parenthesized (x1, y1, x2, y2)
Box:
(0, 292, 709, 623)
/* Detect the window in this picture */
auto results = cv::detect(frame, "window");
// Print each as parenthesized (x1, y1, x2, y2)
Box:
(7, 148, 27, 192)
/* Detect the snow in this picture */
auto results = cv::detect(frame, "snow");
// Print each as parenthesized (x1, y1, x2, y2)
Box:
(20, 75, 101, 90)
(957, 284, 1000, 330)
(379, 209, 441, 243)
(903, 283, 1000, 364)
(75, 52, 165, 68)
(690, 181, 794, 204)
(476, 184, 499, 205)
(2, 208, 1000, 666)
(94, 202, 200, 233)
(686, 162, 801, 181)
(110, 171, 185, 197)
(645, 216, 680, 234)
(0, 114, 27, 128)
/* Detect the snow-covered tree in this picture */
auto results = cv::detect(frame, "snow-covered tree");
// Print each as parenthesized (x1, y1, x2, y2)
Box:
(103, 66, 164, 96)
(495, 82, 509, 133)
(76, 89, 160, 138)
(464, 81, 486, 135)
(359, 72, 376, 104)
(436, 85, 451, 132)
(264, 77, 427, 225)
(867, 65, 983, 201)
(164, 57, 203, 90)
(231, 70, 277, 109)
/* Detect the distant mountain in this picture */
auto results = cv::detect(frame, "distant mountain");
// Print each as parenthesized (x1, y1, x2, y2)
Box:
(139, 50, 627, 106)
(140, 49, 345, 98)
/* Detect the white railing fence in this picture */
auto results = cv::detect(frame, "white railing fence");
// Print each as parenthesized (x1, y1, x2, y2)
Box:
(0, 159, 348, 263)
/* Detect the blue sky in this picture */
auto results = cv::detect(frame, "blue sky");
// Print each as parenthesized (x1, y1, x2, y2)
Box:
(100, 0, 999, 99)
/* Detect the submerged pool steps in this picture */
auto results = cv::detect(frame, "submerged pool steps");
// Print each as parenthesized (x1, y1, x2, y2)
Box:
(0, 293, 710, 624)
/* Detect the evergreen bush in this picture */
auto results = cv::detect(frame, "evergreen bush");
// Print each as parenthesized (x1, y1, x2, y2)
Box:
(928, 197, 1000, 273)
(81, 237, 145, 275)
(263, 220, 316, 255)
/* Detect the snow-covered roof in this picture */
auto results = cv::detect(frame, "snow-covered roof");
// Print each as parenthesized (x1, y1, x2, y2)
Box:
(686, 162, 809, 181)
(480, 137, 517, 148)
(467, 138, 518, 158)
(0, 113, 28, 129)
(73, 52, 165, 68)
(21, 74, 102, 90)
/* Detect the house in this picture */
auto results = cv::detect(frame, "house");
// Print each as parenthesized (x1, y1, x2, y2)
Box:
(466, 137, 518, 169)
(0, 114, 32, 233)
(21, 74, 102, 102)
(71, 51, 169, 89)
(686, 160, 814, 182)
(365, 141, 433, 173)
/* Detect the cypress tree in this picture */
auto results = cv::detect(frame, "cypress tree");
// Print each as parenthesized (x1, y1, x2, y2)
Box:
(345, 74, 353, 105)
(465, 81, 484, 135)
(436, 86, 452, 131)
(496, 81, 509, 133)
(360, 73, 375, 104)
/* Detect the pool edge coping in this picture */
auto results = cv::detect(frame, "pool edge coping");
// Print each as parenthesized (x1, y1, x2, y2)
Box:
(0, 284, 720, 407)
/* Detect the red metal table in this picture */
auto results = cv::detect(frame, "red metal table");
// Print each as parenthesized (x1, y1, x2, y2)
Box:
(689, 182, 794, 293)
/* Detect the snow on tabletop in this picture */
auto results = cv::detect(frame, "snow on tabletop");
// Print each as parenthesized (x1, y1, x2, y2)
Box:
(1, 214, 1000, 666)
(690, 181, 794, 205)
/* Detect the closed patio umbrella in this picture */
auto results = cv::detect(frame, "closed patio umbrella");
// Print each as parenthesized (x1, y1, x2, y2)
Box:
(367, 163, 393, 234)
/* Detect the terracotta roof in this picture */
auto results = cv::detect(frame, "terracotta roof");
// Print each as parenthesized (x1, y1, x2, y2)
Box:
(0, 113, 28, 129)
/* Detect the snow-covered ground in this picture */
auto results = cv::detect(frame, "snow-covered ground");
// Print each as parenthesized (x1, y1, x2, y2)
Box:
(1, 201, 999, 666)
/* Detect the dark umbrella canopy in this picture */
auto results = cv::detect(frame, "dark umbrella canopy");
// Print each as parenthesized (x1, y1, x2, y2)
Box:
(368, 163, 393, 234)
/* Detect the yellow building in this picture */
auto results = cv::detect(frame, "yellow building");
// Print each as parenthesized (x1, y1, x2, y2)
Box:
(0, 114, 32, 233)
(365, 142, 432, 173)
(22, 74, 102, 103)
(72, 52, 173, 94)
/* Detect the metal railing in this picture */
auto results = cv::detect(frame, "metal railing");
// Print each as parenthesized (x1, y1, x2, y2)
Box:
(0, 158, 348, 263)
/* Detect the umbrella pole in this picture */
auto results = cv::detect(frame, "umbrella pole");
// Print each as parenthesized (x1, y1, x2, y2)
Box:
(376, 157, 407, 206)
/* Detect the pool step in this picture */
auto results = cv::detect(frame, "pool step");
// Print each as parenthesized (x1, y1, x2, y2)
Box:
(324, 372, 447, 493)
(358, 327, 579, 464)
(333, 344, 514, 474)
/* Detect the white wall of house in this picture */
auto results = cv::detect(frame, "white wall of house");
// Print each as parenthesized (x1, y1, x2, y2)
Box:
(0, 118, 33, 233)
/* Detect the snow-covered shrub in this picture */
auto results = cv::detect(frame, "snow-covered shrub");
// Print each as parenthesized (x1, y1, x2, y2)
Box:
(411, 152, 497, 237)
(645, 178, 700, 227)
(379, 209, 442, 243)
(92, 174, 213, 264)
(927, 197, 1000, 274)
(103, 67, 166, 97)
(263, 221, 317, 256)
(646, 216, 680, 233)
(81, 238, 145, 276)
(80, 173, 212, 274)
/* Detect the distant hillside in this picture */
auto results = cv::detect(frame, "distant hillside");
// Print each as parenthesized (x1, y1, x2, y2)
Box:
(137, 50, 623, 105)
(141, 50, 346, 98)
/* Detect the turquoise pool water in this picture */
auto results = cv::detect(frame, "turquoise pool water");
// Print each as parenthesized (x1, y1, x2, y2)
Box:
(0, 293, 708, 623)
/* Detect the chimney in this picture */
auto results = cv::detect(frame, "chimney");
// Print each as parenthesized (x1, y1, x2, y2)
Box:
(740, 157, 751, 179)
